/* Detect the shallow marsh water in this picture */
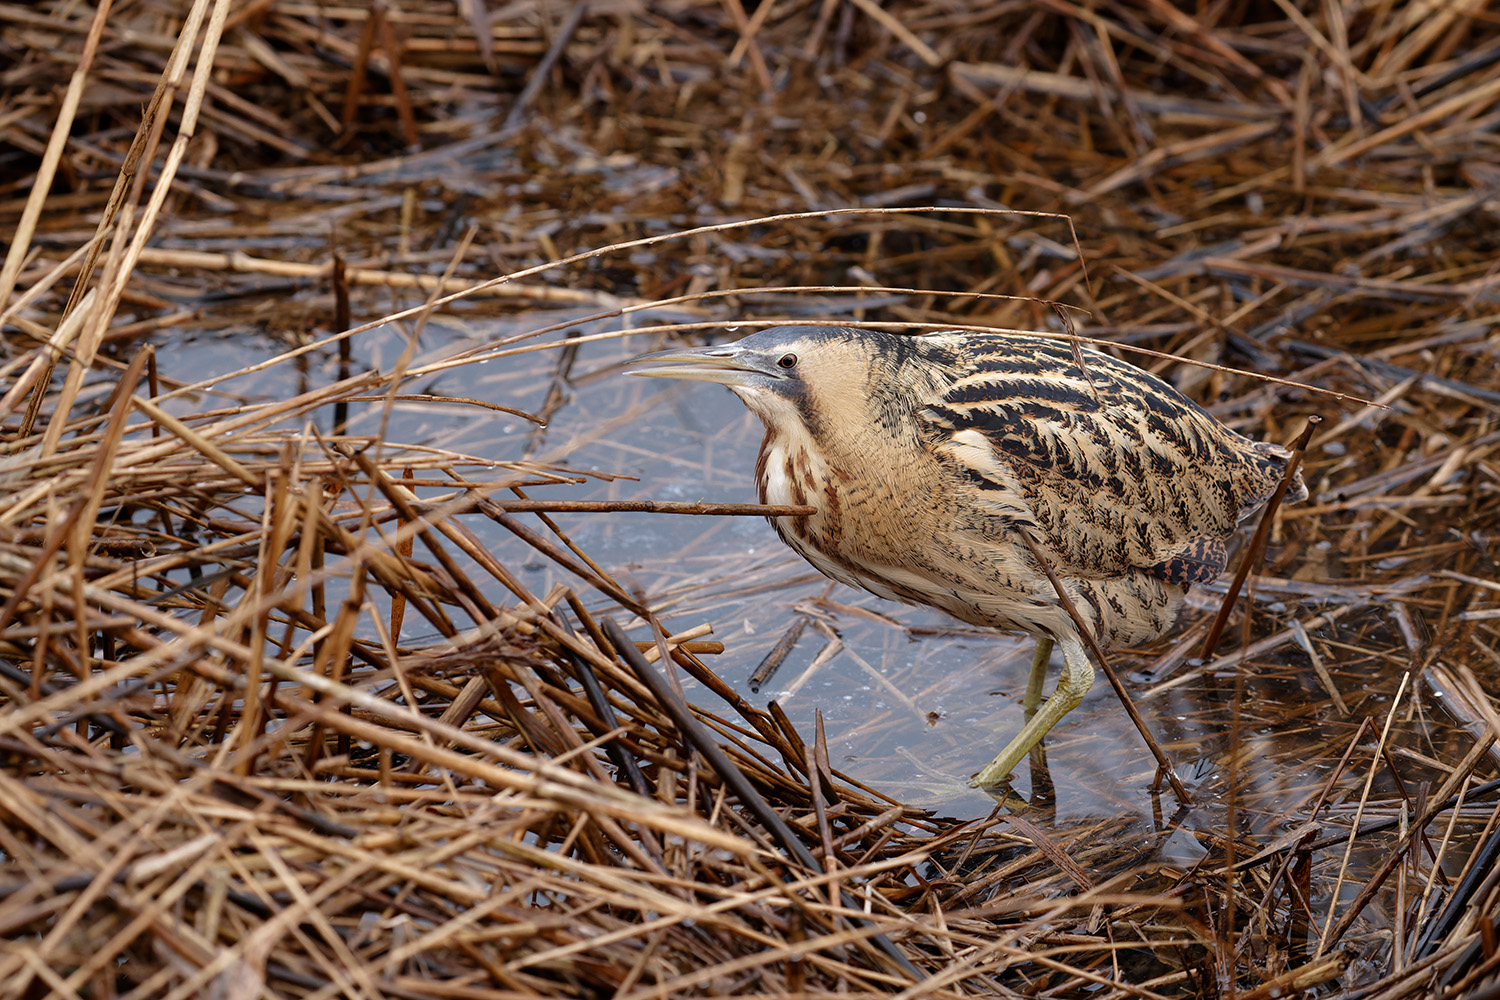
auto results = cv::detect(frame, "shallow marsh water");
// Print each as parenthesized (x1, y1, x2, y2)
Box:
(162, 312, 1496, 862)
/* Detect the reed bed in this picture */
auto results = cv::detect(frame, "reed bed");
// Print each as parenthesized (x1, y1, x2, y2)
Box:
(2, 0, 1499, 997)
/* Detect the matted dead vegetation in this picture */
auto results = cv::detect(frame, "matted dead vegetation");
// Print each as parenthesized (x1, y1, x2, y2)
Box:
(2, 0, 1500, 996)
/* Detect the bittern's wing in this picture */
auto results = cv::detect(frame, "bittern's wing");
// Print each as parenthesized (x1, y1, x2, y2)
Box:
(916, 336, 1291, 584)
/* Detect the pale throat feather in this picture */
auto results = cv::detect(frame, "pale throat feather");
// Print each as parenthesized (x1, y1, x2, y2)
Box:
(757, 426, 817, 510)
(756, 425, 870, 590)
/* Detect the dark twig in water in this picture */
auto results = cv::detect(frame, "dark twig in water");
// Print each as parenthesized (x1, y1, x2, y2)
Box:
(749, 614, 809, 691)
(1200, 415, 1320, 661)
(1017, 529, 1192, 805)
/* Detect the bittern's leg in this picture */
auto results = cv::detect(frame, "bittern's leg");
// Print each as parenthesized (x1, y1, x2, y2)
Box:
(972, 635, 1093, 787)
(1022, 637, 1054, 715)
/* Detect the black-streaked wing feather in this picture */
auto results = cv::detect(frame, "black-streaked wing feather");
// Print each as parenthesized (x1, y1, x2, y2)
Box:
(917, 336, 1288, 583)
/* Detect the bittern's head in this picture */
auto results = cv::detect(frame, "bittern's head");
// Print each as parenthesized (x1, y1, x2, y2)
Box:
(626, 326, 955, 436)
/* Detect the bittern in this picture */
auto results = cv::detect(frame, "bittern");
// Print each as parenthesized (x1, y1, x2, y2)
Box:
(628, 327, 1305, 786)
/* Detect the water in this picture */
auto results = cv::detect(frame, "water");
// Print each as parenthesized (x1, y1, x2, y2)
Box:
(152, 310, 1497, 837)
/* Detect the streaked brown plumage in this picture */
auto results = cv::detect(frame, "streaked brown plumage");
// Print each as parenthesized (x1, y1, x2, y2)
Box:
(628, 326, 1305, 786)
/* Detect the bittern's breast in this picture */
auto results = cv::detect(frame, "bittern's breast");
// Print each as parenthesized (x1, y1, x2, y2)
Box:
(755, 424, 947, 605)
(754, 414, 1167, 645)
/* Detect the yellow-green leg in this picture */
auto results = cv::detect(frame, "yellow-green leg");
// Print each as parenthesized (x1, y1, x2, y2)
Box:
(1022, 636, 1054, 715)
(972, 634, 1093, 787)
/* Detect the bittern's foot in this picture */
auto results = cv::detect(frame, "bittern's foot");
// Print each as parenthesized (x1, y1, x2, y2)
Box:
(971, 635, 1093, 787)
(978, 785, 1032, 810)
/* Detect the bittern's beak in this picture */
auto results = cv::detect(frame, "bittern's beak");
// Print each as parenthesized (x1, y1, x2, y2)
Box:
(624, 344, 783, 388)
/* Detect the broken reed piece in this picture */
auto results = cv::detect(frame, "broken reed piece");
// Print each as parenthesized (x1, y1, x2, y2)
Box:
(636, 638, 723, 658)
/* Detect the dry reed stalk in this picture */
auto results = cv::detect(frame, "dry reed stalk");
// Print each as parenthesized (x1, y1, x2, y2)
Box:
(3, 0, 1500, 995)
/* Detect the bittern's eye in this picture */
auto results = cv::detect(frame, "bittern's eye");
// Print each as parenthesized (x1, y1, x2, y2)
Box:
(777, 353, 798, 369)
